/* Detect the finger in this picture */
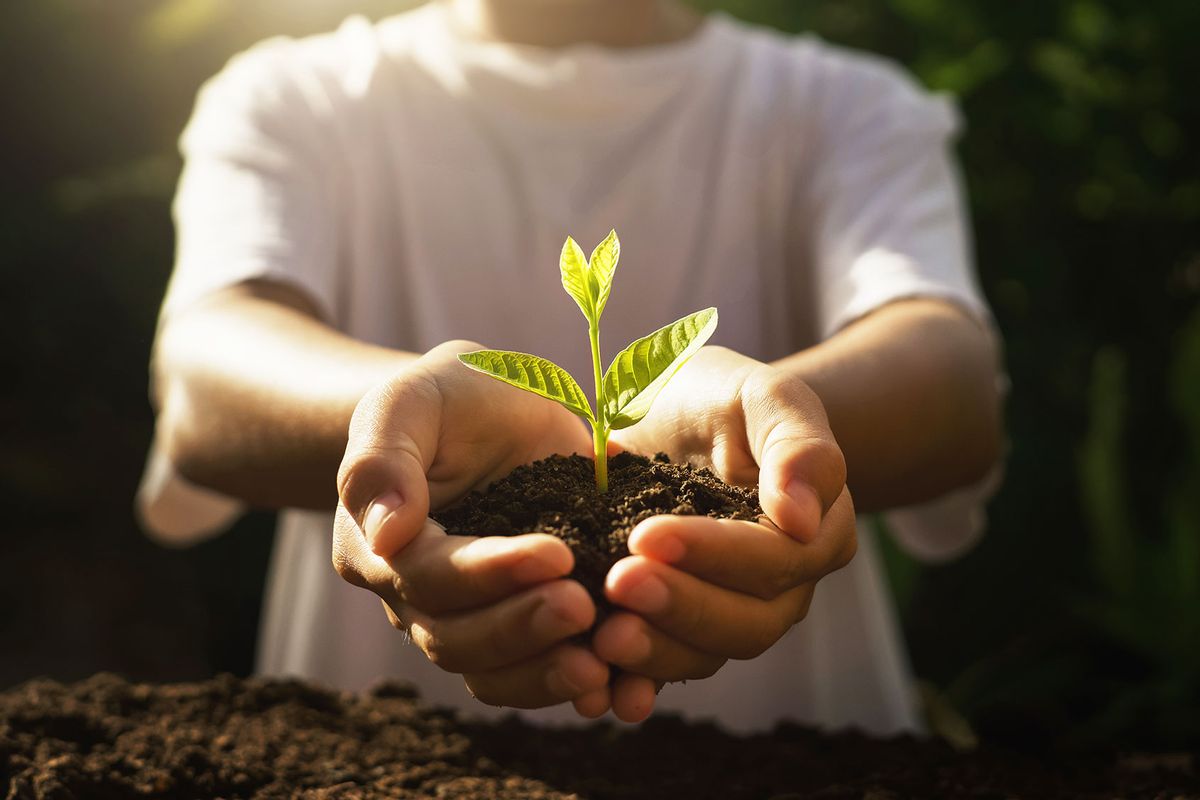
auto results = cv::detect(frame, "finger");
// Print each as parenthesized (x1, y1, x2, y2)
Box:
(394, 531, 574, 614)
(381, 599, 405, 632)
(572, 687, 612, 719)
(463, 645, 609, 709)
(741, 371, 846, 542)
(606, 556, 814, 660)
(627, 512, 852, 600)
(611, 673, 657, 723)
(337, 367, 443, 557)
(593, 612, 725, 682)
(332, 502, 413, 604)
(824, 488, 858, 570)
(405, 579, 595, 674)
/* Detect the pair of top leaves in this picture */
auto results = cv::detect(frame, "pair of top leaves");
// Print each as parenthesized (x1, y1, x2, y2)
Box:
(459, 229, 718, 446)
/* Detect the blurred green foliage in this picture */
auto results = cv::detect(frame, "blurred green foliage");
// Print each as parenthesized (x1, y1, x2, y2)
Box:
(700, 0, 1200, 748)
(0, 0, 1196, 747)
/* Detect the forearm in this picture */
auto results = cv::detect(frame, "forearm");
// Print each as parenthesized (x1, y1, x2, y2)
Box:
(774, 298, 1002, 512)
(153, 281, 417, 509)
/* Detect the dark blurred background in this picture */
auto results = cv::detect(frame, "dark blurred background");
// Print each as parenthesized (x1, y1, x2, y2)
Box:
(1, 0, 1197, 750)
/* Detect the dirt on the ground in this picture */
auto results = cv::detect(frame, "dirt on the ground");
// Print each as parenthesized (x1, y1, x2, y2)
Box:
(7, 457, 1194, 798)
(432, 452, 762, 614)
(3, 673, 1198, 799)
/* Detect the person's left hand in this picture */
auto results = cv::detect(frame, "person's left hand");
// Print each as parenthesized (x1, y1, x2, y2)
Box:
(580, 346, 857, 722)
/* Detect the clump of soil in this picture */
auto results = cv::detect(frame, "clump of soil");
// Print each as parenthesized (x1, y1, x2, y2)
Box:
(432, 452, 762, 611)
(3, 673, 1198, 799)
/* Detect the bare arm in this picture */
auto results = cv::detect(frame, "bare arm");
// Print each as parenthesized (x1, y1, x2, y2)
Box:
(774, 297, 1003, 512)
(152, 281, 417, 509)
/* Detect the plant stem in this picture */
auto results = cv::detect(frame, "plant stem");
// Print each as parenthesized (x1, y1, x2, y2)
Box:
(588, 320, 608, 492)
(592, 423, 609, 493)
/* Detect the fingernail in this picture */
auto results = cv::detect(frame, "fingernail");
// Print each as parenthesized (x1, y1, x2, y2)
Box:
(620, 573, 669, 614)
(785, 479, 822, 525)
(364, 491, 403, 549)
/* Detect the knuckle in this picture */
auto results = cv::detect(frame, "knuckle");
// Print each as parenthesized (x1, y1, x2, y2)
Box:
(432, 338, 485, 357)
(756, 369, 798, 405)
(744, 366, 810, 419)
(389, 573, 411, 606)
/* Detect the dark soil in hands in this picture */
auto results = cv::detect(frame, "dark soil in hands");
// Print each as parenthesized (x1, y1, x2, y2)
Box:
(432, 452, 763, 614)
(4, 673, 1198, 799)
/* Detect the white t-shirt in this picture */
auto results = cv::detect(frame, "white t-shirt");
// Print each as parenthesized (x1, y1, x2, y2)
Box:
(139, 3, 996, 735)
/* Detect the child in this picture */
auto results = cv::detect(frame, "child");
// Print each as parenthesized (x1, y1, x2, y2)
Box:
(140, 0, 1002, 733)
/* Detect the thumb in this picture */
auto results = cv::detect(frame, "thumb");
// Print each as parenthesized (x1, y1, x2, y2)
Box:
(744, 375, 846, 543)
(337, 372, 439, 557)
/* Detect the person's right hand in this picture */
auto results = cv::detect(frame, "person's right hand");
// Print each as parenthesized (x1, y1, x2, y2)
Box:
(333, 340, 611, 713)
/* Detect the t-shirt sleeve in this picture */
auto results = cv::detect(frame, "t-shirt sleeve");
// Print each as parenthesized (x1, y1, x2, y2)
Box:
(804, 46, 1003, 563)
(806, 47, 988, 340)
(139, 38, 342, 543)
(161, 37, 341, 323)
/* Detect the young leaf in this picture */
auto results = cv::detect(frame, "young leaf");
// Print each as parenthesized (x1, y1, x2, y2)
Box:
(588, 229, 620, 319)
(459, 350, 595, 422)
(559, 236, 594, 322)
(602, 307, 718, 429)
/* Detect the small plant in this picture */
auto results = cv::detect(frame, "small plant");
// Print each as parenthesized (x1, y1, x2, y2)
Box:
(459, 230, 717, 492)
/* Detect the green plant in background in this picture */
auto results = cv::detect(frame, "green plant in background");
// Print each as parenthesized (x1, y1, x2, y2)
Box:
(1070, 313, 1200, 744)
(458, 231, 718, 492)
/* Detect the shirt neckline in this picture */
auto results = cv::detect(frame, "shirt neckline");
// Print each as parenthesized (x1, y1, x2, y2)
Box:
(427, 3, 729, 76)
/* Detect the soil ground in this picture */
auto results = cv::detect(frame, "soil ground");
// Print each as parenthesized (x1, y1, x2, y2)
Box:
(433, 452, 762, 615)
(3, 673, 1197, 799)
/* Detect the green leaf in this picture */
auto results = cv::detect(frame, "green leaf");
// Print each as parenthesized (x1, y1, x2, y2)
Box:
(559, 236, 594, 322)
(602, 307, 718, 429)
(588, 229, 620, 319)
(459, 350, 595, 422)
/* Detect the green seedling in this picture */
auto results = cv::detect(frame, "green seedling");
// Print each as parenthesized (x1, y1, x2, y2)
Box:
(458, 230, 717, 492)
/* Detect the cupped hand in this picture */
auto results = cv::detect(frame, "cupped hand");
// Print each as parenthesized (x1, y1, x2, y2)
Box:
(589, 346, 857, 722)
(333, 340, 610, 712)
